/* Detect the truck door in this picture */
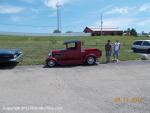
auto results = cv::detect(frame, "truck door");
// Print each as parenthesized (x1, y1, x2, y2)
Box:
(66, 43, 82, 60)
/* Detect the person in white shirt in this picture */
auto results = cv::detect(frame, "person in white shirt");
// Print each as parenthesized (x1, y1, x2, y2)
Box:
(113, 40, 120, 62)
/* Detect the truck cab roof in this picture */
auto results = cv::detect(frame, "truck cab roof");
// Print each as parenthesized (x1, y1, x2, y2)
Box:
(64, 40, 81, 44)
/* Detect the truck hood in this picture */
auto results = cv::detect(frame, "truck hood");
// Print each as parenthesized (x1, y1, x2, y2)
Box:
(51, 49, 66, 54)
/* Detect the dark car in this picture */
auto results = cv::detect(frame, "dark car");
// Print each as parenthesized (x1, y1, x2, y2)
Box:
(0, 49, 23, 63)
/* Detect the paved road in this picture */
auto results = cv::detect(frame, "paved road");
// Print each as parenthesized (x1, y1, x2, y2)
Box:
(0, 61, 150, 113)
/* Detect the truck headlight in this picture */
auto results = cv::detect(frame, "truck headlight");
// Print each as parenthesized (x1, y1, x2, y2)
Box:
(48, 52, 52, 56)
(14, 54, 17, 58)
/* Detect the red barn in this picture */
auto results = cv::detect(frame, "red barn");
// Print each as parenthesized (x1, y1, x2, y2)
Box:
(84, 27, 123, 36)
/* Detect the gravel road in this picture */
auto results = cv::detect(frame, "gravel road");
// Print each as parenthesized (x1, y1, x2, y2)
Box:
(0, 60, 150, 113)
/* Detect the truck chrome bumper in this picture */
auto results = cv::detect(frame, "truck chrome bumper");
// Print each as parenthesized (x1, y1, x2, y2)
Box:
(9, 53, 23, 62)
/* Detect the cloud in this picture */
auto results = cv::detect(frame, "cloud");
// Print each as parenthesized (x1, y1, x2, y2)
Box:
(96, 17, 136, 28)
(49, 12, 57, 17)
(137, 18, 150, 26)
(106, 7, 136, 15)
(44, 0, 70, 8)
(0, 5, 25, 14)
(88, 5, 114, 16)
(139, 2, 150, 12)
(105, 2, 150, 15)
(10, 16, 23, 22)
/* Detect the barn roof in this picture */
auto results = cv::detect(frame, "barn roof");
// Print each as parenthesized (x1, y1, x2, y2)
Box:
(86, 27, 122, 31)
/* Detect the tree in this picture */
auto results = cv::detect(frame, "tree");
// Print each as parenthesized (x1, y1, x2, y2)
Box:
(130, 28, 137, 36)
(124, 28, 137, 36)
(66, 31, 73, 33)
(142, 31, 145, 35)
(127, 28, 131, 33)
(53, 29, 61, 33)
(123, 28, 131, 36)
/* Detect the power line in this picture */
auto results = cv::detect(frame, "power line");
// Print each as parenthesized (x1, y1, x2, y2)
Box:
(0, 23, 87, 28)
(0, 23, 56, 28)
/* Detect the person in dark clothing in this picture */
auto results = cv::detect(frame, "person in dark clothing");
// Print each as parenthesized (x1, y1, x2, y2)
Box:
(105, 40, 112, 63)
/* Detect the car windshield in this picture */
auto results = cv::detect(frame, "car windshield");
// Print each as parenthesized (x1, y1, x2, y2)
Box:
(143, 41, 150, 46)
(133, 41, 143, 45)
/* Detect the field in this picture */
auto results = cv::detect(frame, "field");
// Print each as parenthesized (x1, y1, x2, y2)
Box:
(0, 35, 149, 65)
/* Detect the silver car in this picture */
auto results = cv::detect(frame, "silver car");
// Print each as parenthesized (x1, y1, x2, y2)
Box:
(131, 40, 150, 53)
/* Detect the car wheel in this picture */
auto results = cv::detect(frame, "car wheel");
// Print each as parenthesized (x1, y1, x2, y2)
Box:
(86, 56, 96, 65)
(133, 48, 137, 52)
(147, 49, 150, 54)
(47, 60, 56, 67)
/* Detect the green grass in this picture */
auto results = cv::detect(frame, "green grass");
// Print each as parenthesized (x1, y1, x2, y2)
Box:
(0, 35, 149, 65)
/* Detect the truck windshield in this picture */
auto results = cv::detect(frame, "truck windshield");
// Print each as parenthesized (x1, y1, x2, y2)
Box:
(65, 43, 76, 50)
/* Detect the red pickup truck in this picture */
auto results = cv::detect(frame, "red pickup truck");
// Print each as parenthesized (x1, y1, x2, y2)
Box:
(46, 40, 102, 67)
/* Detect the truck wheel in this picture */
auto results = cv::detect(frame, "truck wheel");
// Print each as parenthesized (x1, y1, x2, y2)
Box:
(86, 56, 96, 65)
(47, 60, 56, 67)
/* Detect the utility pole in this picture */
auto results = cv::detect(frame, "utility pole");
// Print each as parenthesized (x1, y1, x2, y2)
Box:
(100, 14, 103, 36)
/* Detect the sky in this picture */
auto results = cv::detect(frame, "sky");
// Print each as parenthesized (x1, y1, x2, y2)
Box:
(0, 0, 150, 33)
